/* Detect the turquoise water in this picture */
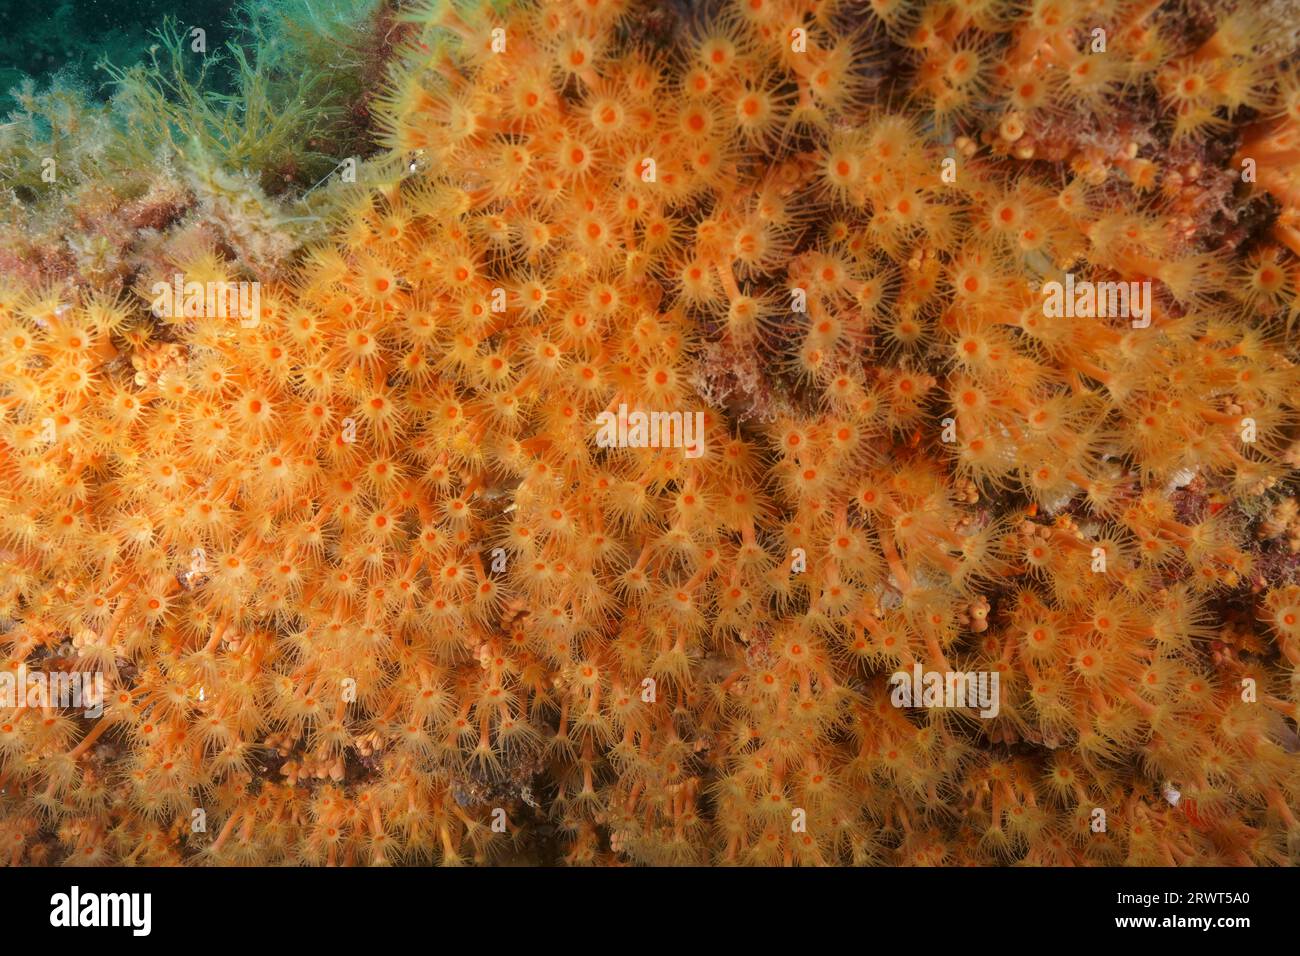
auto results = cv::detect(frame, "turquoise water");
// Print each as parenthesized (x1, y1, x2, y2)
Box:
(0, 0, 238, 112)
(0, 0, 375, 195)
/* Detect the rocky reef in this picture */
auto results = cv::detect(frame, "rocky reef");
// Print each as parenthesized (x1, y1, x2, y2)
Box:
(1, 0, 1299, 866)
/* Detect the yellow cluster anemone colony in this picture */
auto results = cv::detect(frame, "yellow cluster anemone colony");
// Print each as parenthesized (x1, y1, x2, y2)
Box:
(2, 0, 1300, 866)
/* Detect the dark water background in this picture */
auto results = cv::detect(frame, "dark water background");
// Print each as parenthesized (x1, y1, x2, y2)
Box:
(0, 0, 239, 112)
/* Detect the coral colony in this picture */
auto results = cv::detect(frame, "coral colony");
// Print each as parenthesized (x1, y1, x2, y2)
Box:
(0, 0, 1299, 868)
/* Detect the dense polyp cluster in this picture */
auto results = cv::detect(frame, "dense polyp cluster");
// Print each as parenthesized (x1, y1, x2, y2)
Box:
(1, 0, 1299, 865)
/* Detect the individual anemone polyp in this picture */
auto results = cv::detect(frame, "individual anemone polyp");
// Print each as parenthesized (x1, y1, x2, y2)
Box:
(0, 0, 1299, 866)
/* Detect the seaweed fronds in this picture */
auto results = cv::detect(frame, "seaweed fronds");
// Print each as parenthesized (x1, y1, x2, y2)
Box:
(99, 16, 344, 196)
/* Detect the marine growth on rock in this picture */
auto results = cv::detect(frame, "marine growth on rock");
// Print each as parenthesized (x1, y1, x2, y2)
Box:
(1, 0, 1299, 866)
